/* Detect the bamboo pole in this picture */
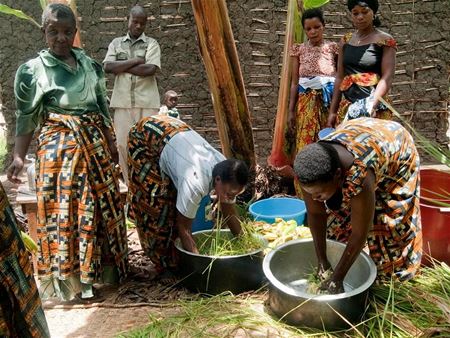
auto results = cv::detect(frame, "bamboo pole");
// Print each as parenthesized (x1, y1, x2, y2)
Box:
(191, 0, 256, 169)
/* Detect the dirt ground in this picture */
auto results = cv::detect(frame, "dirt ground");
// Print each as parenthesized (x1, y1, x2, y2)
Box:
(1, 172, 194, 338)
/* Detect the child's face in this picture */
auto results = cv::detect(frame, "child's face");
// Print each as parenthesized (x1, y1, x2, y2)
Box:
(165, 95, 178, 109)
(304, 17, 325, 45)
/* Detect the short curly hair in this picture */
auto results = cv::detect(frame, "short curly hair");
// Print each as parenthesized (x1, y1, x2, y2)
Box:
(301, 8, 325, 28)
(294, 142, 341, 184)
(212, 159, 249, 187)
(42, 3, 76, 28)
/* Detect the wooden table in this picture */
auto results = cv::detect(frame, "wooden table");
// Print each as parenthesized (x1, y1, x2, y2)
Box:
(16, 183, 128, 275)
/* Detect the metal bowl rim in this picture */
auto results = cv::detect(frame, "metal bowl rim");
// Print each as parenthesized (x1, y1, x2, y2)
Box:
(249, 197, 307, 219)
(262, 238, 377, 300)
(175, 229, 266, 258)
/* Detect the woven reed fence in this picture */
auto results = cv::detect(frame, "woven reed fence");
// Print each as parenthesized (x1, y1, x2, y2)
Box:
(0, 0, 448, 164)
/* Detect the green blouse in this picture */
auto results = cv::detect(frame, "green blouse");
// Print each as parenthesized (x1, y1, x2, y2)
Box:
(14, 48, 111, 136)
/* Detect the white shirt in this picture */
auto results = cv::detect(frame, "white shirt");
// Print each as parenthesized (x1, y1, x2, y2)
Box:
(159, 130, 226, 219)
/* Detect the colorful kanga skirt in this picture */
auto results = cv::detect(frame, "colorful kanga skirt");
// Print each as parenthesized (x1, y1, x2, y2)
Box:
(35, 113, 128, 300)
(293, 89, 329, 195)
(0, 183, 50, 338)
(127, 115, 191, 273)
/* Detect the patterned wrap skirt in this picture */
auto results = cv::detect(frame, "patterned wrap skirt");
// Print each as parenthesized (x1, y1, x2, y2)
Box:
(293, 89, 329, 195)
(35, 113, 128, 300)
(0, 183, 50, 338)
(127, 115, 191, 273)
(325, 118, 422, 281)
(337, 73, 392, 122)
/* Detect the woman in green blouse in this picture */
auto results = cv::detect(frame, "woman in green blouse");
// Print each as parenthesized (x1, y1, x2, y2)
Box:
(7, 3, 128, 301)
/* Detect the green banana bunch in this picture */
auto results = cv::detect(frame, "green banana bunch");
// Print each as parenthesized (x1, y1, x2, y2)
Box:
(20, 231, 38, 253)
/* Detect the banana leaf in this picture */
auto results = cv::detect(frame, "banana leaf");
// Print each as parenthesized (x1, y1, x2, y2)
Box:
(304, 0, 330, 9)
(0, 4, 41, 28)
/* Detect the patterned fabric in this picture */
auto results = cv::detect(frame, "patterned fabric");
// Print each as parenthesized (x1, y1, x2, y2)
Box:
(340, 72, 380, 92)
(343, 32, 398, 49)
(324, 118, 422, 281)
(36, 113, 128, 299)
(128, 115, 191, 273)
(337, 93, 392, 123)
(293, 89, 329, 195)
(337, 32, 397, 122)
(159, 105, 180, 119)
(0, 183, 50, 338)
(14, 48, 111, 136)
(290, 41, 338, 195)
(290, 41, 338, 77)
(298, 76, 335, 107)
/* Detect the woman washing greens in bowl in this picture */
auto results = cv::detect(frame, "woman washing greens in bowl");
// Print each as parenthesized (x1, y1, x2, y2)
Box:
(294, 118, 422, 294)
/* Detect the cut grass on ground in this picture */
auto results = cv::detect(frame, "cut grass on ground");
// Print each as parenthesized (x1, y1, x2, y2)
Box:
(118, 262, 450, 338)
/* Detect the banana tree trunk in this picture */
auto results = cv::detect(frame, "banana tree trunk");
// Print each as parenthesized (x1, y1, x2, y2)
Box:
(191, 0, 256, 170)
(267, 0, 304, 169)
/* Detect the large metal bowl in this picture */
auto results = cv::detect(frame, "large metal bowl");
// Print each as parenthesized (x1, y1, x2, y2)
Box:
(263, 238, 377, 330)
(175, 229, 265, 295)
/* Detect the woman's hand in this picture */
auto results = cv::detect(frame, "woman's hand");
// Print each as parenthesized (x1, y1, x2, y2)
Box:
(326, 112, 337, 128)
(7, 156, 25, 184)
(102, 127, 119, 164)
(288, 109, 296, 132)
(317, 260, 332, 277)
(107, 138, 119, 165)
(319, 277, 344, 294)
(177, 212, 198, 253)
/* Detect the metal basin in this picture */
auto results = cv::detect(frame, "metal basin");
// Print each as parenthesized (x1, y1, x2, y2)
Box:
(263, 238, 377, 330)
(175, 229, 265, 295)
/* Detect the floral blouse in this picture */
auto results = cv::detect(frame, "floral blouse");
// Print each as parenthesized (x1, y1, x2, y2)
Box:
(290, 40, 339, 78)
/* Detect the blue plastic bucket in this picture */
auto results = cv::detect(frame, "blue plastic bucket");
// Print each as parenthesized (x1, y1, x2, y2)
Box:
(318, 128, 335, 140)
(249, 197, 306, 224)
(192, 195, 214, 232)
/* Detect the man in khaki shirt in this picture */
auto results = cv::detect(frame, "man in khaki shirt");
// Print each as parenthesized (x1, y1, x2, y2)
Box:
(103, 5, 161, 183)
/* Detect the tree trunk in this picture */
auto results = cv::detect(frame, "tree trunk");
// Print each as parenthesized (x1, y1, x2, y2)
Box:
(191, 0, 256, 170)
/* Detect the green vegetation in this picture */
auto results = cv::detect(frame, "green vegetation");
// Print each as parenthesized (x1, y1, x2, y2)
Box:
(118, 262, 450, 337)
(195, 220, 265, 257)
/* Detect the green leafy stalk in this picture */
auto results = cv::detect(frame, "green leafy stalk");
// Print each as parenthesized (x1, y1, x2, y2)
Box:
(380, 97, 450, 166)
(0, 4, 41, 28)
(304, 0, 330, 10)
(39, 0, 47, 10)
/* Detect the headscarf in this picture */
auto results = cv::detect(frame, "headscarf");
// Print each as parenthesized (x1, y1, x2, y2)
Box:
(347, 0, 379, 13)
(347, 0, 381, 27)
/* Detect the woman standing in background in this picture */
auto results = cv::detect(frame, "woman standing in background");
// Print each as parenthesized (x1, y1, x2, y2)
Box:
(327, 0, 396, 126)
(288, 8, 338, 194)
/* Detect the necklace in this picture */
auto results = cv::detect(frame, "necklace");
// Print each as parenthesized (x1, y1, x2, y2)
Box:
(356, 30, 374, 45)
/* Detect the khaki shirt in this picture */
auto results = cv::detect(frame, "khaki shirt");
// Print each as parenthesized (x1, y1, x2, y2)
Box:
(103, 33, 161, 109)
